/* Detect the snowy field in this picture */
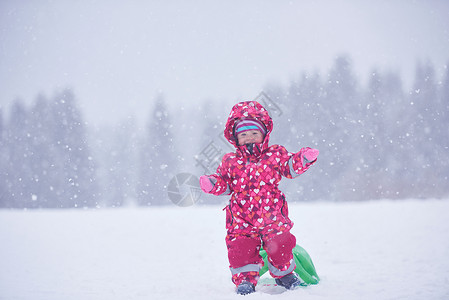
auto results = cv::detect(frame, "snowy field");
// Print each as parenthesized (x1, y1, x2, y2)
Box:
(1, 199, 449, 300)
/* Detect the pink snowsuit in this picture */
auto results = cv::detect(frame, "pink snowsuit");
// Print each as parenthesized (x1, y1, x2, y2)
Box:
(203, 101, 317, 287)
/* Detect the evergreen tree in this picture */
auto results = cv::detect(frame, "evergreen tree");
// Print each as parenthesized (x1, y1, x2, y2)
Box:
(435, 62, 449, 196)
(363, 70, 406, 199)
(27, 94, 55, 208)
(48, 89, 98, 208)
(281, 73, 327, 201)
(137, 94, 176, 206)
(1, 91, 98, 208)
(0, 108, 6, 207)
(106, 117, 140, 207)
(194, 99, 226, 174)
(410, 62, 438, 154)
(322, 55, 362, 200)
(0, 108, 3, 139)
(408, 62, 441, 197)
(4, 100, 34, 208)
(440, 63, 449, 135)
(285, 72, 324, 145)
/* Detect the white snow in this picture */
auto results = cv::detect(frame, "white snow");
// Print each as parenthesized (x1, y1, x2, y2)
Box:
(1, 199, 449, 300)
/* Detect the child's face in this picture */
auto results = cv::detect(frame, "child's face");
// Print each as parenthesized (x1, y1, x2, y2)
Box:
(237, 130, 264, 145)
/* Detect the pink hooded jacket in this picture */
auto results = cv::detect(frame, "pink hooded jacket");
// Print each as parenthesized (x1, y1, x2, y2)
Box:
(206, 101, 317, 237)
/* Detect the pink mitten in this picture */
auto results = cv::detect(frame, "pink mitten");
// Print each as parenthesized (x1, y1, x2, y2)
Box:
(302, 148, 319, 165)
(199, 175, 216, 193)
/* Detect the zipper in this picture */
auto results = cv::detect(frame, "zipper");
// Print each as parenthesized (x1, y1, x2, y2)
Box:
(224, 203, 235, 228)
(280, 195, 287, 219)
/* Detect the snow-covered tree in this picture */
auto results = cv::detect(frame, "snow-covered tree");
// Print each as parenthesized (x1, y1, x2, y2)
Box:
(3, 100, 35, 208)
(278, 73, 327, 201)
(439, 64, 449, 184)
(0, 90, 98, 208)
(322, 56, 362, 200)
(26, 94, 55, 208)
(0, 107, 7, 207)
(362, 70, 406, 199)
(48, 89, 98, 208)
(406, 62, 442, 197)
(104, 117, 140, 207)
(0, 108, 3, 139)
(137, 94, 176, 206)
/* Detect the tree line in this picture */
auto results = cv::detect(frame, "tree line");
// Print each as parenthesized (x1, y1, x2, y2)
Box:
(0, 56, 448, 208)
(0, 90, 177, 208)
(266, 56, 449, 201)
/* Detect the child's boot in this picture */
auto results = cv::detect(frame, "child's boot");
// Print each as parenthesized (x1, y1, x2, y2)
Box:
(275, 272, 301, 290)
(236, 281, 255, 295)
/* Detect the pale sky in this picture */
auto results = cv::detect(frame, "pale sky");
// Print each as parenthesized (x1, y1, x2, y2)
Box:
(1, 0, 448, 125)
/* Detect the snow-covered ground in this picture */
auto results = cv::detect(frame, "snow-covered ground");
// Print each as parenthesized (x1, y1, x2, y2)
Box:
(1, 199, 448, 300)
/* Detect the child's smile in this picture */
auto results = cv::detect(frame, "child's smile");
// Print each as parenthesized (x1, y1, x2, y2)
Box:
(237, 130, 264, 145)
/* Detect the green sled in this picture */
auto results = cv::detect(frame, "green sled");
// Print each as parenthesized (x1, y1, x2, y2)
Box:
(259, 244, 320, 285)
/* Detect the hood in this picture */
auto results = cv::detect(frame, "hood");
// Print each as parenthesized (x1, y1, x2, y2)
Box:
(224, 101, 273, 157)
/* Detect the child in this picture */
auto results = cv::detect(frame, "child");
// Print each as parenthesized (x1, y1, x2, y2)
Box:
(199, 101, 319, 295)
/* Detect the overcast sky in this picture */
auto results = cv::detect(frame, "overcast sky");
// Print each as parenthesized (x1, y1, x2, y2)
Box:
(1, 0, 448, 126)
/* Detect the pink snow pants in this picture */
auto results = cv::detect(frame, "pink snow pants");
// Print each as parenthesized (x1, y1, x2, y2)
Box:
(226, 231, 297, 286)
